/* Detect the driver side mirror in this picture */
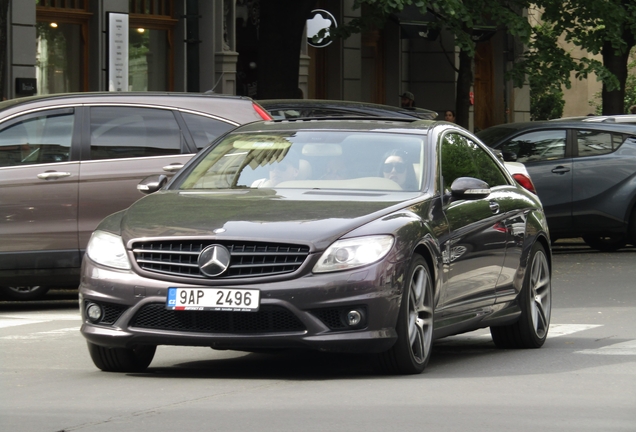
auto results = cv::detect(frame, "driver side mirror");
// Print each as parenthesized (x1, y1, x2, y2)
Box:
(450, 177, 491, 199)
(137, 174, 168, 195)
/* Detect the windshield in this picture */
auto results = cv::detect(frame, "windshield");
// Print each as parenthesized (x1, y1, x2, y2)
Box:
(176, 131, 426, 192)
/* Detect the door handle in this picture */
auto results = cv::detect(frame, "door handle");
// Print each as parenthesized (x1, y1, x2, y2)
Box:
(37, 171, 72, 180)
(551, 166, 570, 174)
(489, 201, 500, 214)
(162, 163, 184, 172)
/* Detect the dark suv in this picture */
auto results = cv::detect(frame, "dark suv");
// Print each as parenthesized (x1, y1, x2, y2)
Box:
(477, 120, 636, 251)
(0, 92, 271, 300)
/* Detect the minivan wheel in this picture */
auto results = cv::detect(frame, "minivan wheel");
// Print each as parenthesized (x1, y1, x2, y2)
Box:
(582, 235, 627, 252)
(0, 285, 50, 301)
(87, 342, 156, 373)
(491, 242, 551, 349)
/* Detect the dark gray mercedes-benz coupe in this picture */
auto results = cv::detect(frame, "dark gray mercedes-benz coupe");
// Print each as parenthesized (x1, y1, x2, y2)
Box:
(79, 118, 552, 375)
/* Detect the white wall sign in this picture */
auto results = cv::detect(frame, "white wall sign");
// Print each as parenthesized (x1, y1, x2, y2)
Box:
(108, 13, 129, 91)
(307, 9, 337, 48)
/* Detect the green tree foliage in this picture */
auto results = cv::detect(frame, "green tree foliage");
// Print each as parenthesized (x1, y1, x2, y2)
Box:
(513, 0, 636, 115)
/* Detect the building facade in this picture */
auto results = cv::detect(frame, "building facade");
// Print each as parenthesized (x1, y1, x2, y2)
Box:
(3, 0, 529, 131)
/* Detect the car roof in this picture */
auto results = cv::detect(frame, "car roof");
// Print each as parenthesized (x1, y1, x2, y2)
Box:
(476, 120, 636, 146)
(227, 117, 439, 134)
(258, 98, 438, 120)
(0, 92, 262, 123)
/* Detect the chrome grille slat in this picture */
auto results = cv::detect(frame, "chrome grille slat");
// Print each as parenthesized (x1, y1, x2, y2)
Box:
(132, 240, 310, 279)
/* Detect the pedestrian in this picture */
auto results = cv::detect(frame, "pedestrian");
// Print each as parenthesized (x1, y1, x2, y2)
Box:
(400, 91, 415, 108)
(629, 105, 636, 114)
(444, 110, 456, 123)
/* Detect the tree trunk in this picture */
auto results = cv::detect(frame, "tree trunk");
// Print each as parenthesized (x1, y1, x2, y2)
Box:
(257, 0, 316, 99)
(601, 28, 635, 115)
(0, 0, 10, 100)
(455, 49, 473, 129)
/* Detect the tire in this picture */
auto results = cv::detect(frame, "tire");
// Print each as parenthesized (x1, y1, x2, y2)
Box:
(582, 235, 627, 252)
(491, 242, 551, 349)
(376, 255, 434, 375)
(0, 285, 50, 301)
(87, 342, 156, 373)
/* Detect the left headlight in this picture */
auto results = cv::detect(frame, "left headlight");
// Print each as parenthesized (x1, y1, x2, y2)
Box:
(85, 230, 131, 270)
(313, 235, 394, 273)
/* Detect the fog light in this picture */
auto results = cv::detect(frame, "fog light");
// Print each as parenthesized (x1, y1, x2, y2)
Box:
(86, 303, 103, 322)
(347, 310, 362, 326)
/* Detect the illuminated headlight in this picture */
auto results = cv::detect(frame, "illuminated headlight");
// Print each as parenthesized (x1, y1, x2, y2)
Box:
(86, 230, 131, 270)
(313, 235, 394, 273)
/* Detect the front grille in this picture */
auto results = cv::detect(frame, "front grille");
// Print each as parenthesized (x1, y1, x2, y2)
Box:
(130, 303, 306, 333)
(132, 240, 310, 279)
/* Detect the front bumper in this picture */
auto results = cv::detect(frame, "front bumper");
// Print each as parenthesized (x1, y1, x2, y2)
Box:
(79, 257, 405, 354)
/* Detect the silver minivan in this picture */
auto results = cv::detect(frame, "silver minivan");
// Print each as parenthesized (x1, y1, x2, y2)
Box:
(0, 92, 271, 300)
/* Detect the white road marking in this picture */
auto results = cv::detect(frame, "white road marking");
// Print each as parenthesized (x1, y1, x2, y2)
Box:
(436, 323, 603, 345)
(0, 319, 46, 329)
(547, 323, 603, 337)
(575, 340, 636, 356)
(1, 327, 80, 341)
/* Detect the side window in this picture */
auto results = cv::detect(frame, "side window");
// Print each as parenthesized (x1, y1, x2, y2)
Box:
(501, 130, 566, 163)
(577, 130, 622, 157)
(89, 107, 182, 160)
(180, 112, 235, 150)
(0, 109, 74, 167)
(441, 133, 508, 190)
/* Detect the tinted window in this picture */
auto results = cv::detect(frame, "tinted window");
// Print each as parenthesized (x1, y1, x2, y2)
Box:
(576, 130, 623, 157)
(89, 107, 182, 160)
(181, 112, 235, 149)
(441, 133, 508, 189)
(0, 109, 73, 167)
(502, 130, 566, 163)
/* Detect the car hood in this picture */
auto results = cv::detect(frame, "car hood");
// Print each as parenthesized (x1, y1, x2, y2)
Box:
(115, 188, 422, 251)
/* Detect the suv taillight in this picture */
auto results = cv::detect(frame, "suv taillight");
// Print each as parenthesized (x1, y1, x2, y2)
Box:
(253, 102, 273, 120)
(512, 173, 536, 194)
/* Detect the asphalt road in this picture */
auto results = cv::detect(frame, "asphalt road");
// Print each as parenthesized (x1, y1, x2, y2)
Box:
(1, 239, 635, 432)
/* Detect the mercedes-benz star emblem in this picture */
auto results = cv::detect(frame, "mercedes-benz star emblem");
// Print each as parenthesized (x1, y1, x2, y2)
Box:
(198, 244, 231, 277)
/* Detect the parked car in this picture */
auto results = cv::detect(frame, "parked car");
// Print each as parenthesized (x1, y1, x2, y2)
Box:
(476, 120, 636, 251)
(0, 92, 271, 300)
(259, 99, 438, 120)
(79, 117, 552, 375)
(552, 114, 636, 124)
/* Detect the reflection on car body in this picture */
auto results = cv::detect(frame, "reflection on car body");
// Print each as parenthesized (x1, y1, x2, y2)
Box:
(79, 117, 552, 375)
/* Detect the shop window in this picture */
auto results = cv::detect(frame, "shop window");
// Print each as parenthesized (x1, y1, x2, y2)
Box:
(36, 2, 91, 94)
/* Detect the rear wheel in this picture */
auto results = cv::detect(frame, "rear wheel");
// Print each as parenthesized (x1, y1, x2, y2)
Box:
(376, 255, 434, 375)
(582, 235, 627, 252)
(0, 285, 50, 301)
(491, 242, 551, 348)
(87, 342, 156, 373)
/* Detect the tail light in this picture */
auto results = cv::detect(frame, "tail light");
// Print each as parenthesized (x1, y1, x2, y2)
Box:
(512, 173, 536, 194)
(253, 102, 273, 120)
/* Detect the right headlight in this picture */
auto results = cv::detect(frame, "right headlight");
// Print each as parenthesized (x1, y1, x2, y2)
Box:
(85, 230, 131, 270)
(313, 235, 394, 273)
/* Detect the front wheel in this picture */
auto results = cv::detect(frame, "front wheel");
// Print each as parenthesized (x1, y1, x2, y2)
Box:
(87, 342, 156, 373)
(491, 242, 551, 348)
(376, 255, 434, 375)
(0, 285, 50, 301)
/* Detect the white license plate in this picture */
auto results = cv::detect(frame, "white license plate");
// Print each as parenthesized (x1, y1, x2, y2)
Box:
(166, 287, 260, 311)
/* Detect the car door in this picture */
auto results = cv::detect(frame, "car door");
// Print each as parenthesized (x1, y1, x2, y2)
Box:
(571, 129, 634, 230)
(77, 105, 195, 249)
(0, 107, 81, 275)
(437, 132, 510, 315)
(497, 128, 572, 233)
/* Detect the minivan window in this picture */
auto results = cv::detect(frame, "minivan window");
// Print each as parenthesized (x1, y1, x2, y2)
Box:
(0, 109, 74, 167)
(89, 107, 182, 160)
(180, 112, 235, 149)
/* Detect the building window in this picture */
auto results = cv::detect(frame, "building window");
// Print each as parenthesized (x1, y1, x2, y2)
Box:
(36, 1, 91, 95)
(129, 0, 176, 91)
